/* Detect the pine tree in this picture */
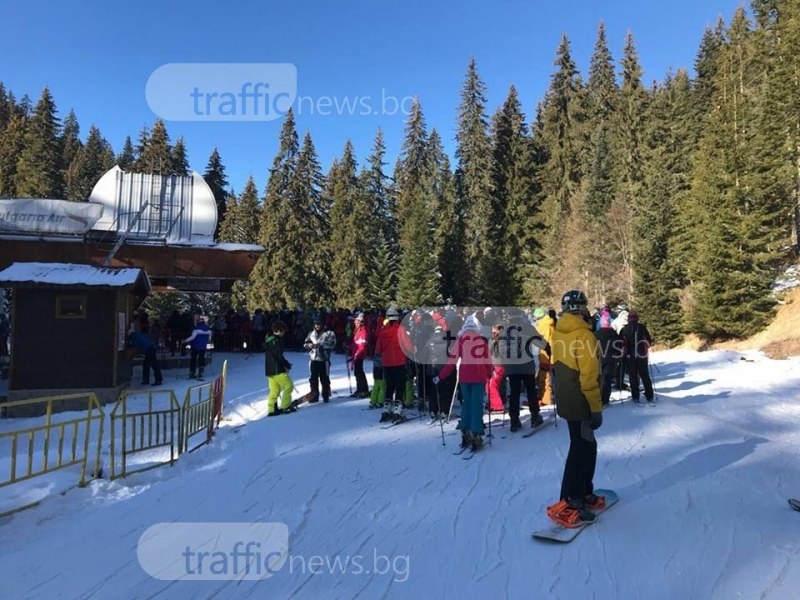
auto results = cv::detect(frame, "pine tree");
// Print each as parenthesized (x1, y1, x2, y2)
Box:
(203, 148, 229, 239)
(455, 59, 497, 304)
(633, 73, 692, 344)
(0, 114, 26, 197)
(616, 32, 649, 301)
(65, 125, 115, 201)
(170, 137, 189, 176)
(117, 136, 136, 170)
(428, 128, 465, 304)
(236, 177, 261, 244)
(15, 87, 63, 198)
(134, 119, 171, 174)
(366, 232, 398, 308)
(692, 17, 726, 133)
(0, 82, 10, 133)
(294, 131, 330, 307)
(687, 8, 775, 338)
(583, 22, 619, 217)
(535, 35, 586, 301)
(249, 109, 301, 310)
(60, 109, 81, 182)
(395, 99, 439, 307)
(328, 141, 372, 308)
(217, 190, 239, 243)
(491, 85, 540, 304)
(362, 128, 397, 253)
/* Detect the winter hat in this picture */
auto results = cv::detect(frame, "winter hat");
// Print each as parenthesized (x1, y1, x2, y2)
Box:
(354, 312, 365, 321)
(461, 314, 481, 333)
(533, 307, 546, 320)
(385, 307, 400, 320)
(628, 310, 639, 322)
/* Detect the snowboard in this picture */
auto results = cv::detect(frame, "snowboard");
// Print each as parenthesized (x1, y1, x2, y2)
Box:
(532, 489, 618, 543)
(788, 498, 800, 512)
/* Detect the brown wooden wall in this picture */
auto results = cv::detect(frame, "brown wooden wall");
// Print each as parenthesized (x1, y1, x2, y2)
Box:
(10, 287, 119, 390)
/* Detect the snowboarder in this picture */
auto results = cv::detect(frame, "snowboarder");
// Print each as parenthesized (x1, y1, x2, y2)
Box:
(183, 316, 211, 379)
(549, 290, 605, 525)
(264, 320, 296, 416)
(304, 316, 337, 402)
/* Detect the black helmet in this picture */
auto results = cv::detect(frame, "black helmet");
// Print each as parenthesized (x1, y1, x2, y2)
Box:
(561, 290, 588, 313)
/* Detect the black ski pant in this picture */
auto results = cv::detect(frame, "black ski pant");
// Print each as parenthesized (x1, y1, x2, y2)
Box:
(383, 365, 406, 406)
(560, 420, 597, 502)
(508, 373, 537, 418)
(309, 360, 331, 400)
(353, 358, 368, 394)
(628, 357, 654, 401)
(142, 347, 163, 384)
(430, 371, 456, 415)
(189, 349, 206, 377)
(601, 363, 615, 406)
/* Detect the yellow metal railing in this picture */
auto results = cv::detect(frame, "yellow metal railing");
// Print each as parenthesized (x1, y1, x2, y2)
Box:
(0, 393, 104, 489)
(182, 381, 215, 454)
(212, 360, 228, 430)
(110, 389, 181, 480)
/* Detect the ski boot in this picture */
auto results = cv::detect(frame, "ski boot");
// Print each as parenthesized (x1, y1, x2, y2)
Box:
(531, 412, 544, 427)
(379, 403, 394, 422)
(470, 434, 484, 452)
(459, 429, 473, 449)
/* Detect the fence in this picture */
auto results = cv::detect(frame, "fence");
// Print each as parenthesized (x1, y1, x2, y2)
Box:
(0, 393, 104, 490)
(1, 361, 229, 514)
(109, 389, 181, 480)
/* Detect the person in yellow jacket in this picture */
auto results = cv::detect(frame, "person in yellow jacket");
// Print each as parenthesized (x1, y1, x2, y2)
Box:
(534, 307, 555, 406)
(550, 290, 604, 524)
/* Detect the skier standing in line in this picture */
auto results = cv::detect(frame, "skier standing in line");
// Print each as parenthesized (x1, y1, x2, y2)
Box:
(620, 309, 655, 405)
(348, 312, 370, 398)
(304, 316, 337, 403)
(376, 307, 409, 422)
(434, 313, 493, 451)
(264, 320, 296, 417)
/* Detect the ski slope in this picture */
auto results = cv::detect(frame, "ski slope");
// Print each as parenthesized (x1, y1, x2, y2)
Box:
(2, 348, 800, 599)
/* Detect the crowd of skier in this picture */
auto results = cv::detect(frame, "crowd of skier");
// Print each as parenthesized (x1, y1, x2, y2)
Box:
(261, 291, 655, 529)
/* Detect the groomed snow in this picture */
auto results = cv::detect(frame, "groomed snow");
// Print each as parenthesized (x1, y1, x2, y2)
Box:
(2, 348, 800, 599)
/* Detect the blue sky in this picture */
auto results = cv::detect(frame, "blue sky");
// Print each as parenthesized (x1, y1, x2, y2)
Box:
(0, 0, 742, 193)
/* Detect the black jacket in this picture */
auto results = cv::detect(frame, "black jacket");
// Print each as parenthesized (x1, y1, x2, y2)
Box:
(620, 322, 653, 359)
(265, 334, 291, 376)
(595, 327, 622, 368)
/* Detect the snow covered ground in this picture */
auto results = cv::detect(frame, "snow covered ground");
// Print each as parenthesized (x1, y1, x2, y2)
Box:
(2, 348, 800, 599)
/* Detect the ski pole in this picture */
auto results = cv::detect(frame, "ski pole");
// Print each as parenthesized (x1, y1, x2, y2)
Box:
(486, 389, 492, 444)
(436, 384, 445, 447)
(346, 357, 352, 395)
(447, 360, 460, 423)
(649, 361, 659, 402)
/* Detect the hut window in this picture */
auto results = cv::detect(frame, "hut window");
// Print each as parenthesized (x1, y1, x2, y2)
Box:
(56, 295, 86, 319)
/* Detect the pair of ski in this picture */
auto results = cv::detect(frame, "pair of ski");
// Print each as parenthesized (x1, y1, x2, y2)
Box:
(499, 414, 555, 439)
(379, 413, 418, 429)
(453, 445, 484, 460)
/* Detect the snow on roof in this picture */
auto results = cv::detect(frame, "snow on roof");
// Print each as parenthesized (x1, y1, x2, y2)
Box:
(0, 262, 146, 287)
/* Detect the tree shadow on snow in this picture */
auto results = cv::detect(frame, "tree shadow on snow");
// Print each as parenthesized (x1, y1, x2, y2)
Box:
(664, 390, 732, 406)
(617, 436, 767, 502)
(654, 378, 715, 394)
